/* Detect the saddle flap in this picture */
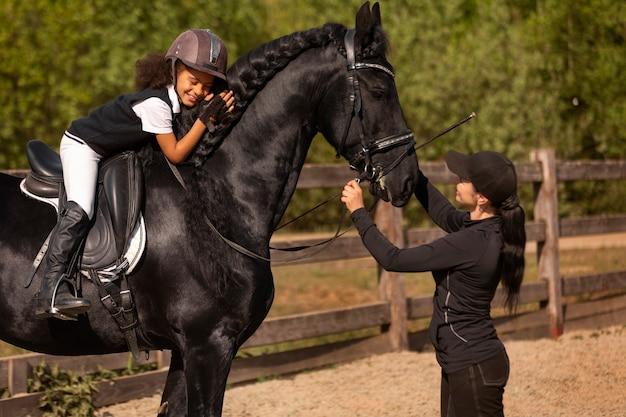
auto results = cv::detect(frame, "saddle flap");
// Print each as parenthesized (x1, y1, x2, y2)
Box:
(98, 151, 144, 257)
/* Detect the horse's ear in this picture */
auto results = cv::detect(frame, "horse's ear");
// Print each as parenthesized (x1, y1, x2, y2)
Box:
(355, 2, 374, 49)
(372, 2, 382, 28)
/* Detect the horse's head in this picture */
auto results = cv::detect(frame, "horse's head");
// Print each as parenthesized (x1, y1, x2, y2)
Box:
(316, 2, 418, 207)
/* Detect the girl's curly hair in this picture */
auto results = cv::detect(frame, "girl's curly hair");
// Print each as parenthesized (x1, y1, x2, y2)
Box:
(135, 53, 172, 91)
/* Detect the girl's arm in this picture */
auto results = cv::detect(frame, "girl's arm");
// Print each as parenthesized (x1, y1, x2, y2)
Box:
(156, 119, 207, 164)
(156, 90, 235, 164)
(414, 170, 467, 233)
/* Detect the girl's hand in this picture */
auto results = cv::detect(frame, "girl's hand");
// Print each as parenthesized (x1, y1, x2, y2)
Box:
(199, 90, 235, 126)
(220, 90, 235, 113)
(341, 180, 365, 213)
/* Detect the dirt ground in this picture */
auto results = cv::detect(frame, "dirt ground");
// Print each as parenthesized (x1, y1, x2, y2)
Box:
(98, 325, 626, 417)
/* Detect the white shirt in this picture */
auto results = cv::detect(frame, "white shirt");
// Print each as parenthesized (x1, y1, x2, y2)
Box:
(131, 85, 181, 134)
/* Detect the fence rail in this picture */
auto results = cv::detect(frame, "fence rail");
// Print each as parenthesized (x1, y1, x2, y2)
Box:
(1, 150, 626, 415)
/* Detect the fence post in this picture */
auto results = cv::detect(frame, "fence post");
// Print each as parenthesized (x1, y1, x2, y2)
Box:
(374, 201, 409, 351)
(156, 350, 172, 369)
(530, 148, 563, 337)
(8, 358, 29, 395)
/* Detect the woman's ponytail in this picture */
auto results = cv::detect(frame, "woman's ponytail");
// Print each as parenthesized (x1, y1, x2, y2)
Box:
(497, 194, 526, 312)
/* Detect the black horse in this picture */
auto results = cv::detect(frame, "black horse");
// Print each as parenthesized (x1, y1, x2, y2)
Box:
(0, 3, 418, 416)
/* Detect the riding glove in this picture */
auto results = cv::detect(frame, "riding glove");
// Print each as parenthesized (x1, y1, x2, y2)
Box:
(199, 95, 229, 127)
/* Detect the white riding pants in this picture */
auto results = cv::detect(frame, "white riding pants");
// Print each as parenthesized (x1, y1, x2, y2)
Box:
(59, 134, 102, 219)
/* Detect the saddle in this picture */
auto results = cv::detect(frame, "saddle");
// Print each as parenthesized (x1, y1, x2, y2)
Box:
(22, 140, 146, 276)
(21, 139, 147, 358)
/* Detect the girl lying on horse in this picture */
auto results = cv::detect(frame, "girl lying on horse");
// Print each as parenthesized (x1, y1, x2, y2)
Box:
(34, 29, 235, 320)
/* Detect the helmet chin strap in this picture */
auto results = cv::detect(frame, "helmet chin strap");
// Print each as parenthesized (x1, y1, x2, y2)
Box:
(170, 59, 179, 89)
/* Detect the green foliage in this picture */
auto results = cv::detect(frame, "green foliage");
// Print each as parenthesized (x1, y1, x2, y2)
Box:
(26, 358, 157, 417)
(28, 362, 98, 417)
(1, 1, 624, 227)
(281, 0, 626, 227)
(0, 0, 269, 168)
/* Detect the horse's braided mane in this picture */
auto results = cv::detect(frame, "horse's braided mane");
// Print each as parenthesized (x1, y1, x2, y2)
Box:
(177, 21, 388, 168)
(186, 23, 344, 167)
(132, 21, 391, 294)
(144, 21, 390, 176)
(137, 25, 347, 177)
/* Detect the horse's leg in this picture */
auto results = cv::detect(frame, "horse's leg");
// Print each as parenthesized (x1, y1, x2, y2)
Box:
(183, 331, 237, 417)
(157, 349, 187, 417)
(236, 283, 274, 349)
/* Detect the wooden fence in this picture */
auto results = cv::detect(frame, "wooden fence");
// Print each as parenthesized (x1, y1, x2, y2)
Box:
(1, 149, 625, 416)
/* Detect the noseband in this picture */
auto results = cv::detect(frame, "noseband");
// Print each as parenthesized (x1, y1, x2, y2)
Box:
(336, 29, 415, 183)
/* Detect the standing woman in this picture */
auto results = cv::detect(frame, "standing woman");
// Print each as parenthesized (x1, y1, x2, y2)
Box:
(341, 151, 526, 417)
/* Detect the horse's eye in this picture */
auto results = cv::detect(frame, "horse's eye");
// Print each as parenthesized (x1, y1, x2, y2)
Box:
(370, 89, 387, 99)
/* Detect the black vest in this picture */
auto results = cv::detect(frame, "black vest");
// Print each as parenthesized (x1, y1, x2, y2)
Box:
(67, 88, 175, 157)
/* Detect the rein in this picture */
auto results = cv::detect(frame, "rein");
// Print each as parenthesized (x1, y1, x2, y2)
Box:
(202, 110, 475, 264)
(271, 112, 477, 243)
(204, 193, 378, 265)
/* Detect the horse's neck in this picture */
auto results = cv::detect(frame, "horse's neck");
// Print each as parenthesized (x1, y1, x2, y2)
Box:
(198, 53, 327, 246)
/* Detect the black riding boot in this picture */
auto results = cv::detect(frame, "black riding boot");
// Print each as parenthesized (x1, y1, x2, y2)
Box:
(34, 201, 92, 319)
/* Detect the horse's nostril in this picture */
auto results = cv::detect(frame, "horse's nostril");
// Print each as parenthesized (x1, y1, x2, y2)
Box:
(402, 177, 414, 197)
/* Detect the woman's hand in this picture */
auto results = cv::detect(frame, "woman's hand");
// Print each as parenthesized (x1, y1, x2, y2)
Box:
(341, 180, 365, 213)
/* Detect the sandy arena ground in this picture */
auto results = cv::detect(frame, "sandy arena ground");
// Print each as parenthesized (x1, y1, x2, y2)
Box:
(98, 325, 626, 417)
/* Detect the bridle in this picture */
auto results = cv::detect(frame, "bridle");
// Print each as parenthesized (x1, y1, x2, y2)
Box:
(336, 29, 415, 184)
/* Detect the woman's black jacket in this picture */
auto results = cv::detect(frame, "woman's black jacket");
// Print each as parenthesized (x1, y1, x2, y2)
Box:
(351, 171, 506, 373)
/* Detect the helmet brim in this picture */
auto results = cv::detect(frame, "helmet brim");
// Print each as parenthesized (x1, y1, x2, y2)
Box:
(179, 59, 227, 81)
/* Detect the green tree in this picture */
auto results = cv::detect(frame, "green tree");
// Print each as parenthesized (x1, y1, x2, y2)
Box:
(0, 0, 268, 168)
(1, 1, 624, 226)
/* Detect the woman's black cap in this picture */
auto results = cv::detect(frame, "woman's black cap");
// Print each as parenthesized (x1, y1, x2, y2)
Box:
(445, 151, 517, 205)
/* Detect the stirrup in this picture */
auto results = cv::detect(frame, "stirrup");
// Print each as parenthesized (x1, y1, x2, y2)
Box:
(37, 275, 85, 321)
(35, 305, 79, 321)
(46, 309, 79, 321)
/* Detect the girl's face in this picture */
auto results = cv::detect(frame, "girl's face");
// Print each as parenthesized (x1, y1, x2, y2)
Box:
(455, 177, 481, 209)
(175, 64, 215, 107)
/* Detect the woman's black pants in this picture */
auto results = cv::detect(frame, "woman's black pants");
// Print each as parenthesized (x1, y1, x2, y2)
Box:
(441, 349, 509, 417)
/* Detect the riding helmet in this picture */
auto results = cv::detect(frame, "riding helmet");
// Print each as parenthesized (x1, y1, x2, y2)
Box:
(166, 29, 228, 81)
